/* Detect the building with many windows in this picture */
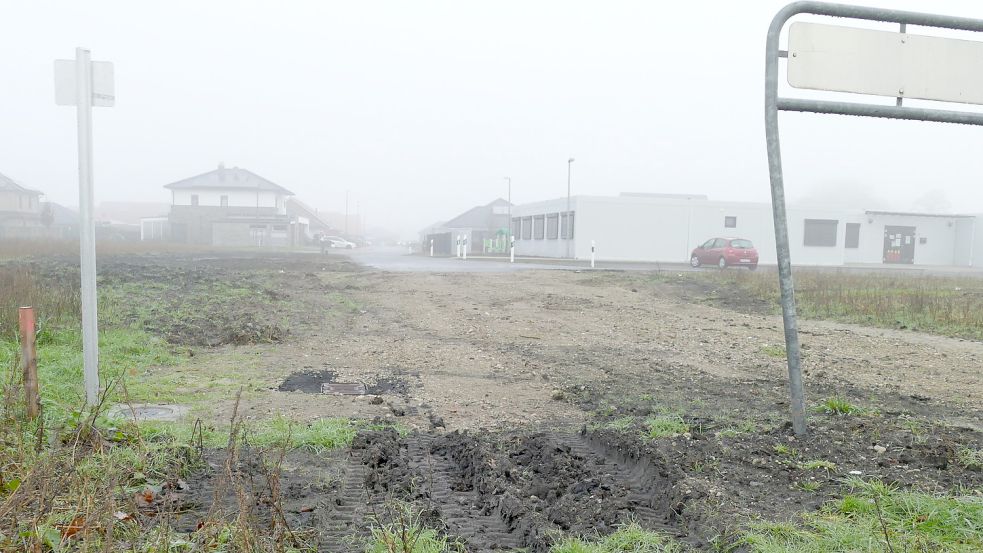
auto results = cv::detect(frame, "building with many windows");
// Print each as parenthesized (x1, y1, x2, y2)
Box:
(511, 192, 981, 267)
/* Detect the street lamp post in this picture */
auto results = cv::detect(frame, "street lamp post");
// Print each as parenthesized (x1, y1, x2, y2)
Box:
(566, 158, 575, 258)
(505, 176, 511, 253)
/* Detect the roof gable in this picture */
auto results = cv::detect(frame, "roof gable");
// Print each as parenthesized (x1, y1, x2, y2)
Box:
(442, 198, 512, 229)
(0, 172, 41, 194)
(163, 165, 293, 195)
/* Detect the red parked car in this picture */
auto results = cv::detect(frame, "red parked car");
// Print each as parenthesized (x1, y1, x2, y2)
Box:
(690, 237, 758, 270)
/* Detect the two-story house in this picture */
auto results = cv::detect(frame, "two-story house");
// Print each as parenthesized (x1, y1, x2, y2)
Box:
(0, 172, 45, 239)
(156, 164, 300, 246)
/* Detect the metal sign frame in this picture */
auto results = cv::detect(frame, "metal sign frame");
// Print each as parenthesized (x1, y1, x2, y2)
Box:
(766, 1, 983, 435)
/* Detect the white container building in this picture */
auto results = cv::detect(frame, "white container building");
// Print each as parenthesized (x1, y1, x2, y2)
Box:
(511, 193, 981, 267)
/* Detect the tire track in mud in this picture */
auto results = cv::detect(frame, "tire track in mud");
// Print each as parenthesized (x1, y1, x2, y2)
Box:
(405, 435, 523, 551)
(339, 429, 684, 552)
(552, 431, 682, 530)
(315, 460, 371, 553)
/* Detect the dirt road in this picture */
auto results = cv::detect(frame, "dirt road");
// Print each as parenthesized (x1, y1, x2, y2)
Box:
(225, 262, 982, 431)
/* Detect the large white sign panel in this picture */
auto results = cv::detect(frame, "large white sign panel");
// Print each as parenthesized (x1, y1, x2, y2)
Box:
(788, 22, 983, 105)
(54, 60, 115, 107)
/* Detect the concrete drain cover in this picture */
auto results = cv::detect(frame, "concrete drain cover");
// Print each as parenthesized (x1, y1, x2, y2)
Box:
(321, 382, 366, 395)
(107, 404, 189, 422)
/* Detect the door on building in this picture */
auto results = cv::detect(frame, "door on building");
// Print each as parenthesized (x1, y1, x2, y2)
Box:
(883, 225, 916, 264)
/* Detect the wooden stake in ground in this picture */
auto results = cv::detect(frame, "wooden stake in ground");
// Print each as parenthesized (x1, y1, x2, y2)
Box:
(19, 306, 40, 419)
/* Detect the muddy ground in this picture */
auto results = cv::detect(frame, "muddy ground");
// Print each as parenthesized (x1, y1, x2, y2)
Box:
(25, 251, 983, 551)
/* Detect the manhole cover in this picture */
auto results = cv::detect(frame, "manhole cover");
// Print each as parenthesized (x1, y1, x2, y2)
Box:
(321, 382, 366, 395)
(107, 403, 189, 422)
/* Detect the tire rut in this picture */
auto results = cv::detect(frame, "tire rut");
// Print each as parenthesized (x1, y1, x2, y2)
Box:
(405, 435, 523, 551)
(315, 459, 371, 552)
(553, 431, 679, 530)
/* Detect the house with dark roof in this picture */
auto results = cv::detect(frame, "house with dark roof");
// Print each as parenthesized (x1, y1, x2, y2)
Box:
(420, 198, 511, 255)
(0, 172, 45, 238)
(148, 163, 302, 246)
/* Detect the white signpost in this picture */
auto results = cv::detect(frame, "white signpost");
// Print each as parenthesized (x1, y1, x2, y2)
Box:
(55, 48, 114, 406)
(510, 235, 515, 263)
(788, 22, 983, 105)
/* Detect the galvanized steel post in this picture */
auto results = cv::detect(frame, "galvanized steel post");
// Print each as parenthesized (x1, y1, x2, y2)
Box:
(766, 1, 983, 436)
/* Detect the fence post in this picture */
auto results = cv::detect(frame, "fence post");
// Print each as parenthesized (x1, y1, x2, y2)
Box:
(19, 307, 40, 419)
(510, 235, 515, 263)
(430, 239, 434, 257)
(591, 240, 596, 268)
(463, 236, 468, 261)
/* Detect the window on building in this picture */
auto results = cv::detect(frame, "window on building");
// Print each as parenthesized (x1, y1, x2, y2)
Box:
(191, 194, 199, 206)
(546, 213, 559, 239)
(533, 215, 545, 240)
(220, 195, 229, 207)
(521, 217, 532, 240)
(511, 218, 520, 239)
(561, 211, 575, 239)
(724, 216, 737, 228)
(919, 236, 927, 245)
(803, 219, 838, 247)
(845, 223, 860, 248)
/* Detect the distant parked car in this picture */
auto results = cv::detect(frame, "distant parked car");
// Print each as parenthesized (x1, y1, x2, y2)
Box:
(691, 237, 758, 270)
(323, 236, 356, 249)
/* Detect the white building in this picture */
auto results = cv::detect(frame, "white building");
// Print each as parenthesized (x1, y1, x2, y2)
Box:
(511, 193, 981, 267)
(142, 163, 304, 247)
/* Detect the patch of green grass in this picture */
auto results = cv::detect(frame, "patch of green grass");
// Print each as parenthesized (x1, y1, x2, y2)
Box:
(0, 326, 179, 423)
(795, 481, 821, 492)
(138, 414, 399, 452)
(773, 443, 799, 457)
(760, 344, 786, 359)
(717, 418, 759, 438)
(742, 478, 983, 552)
(249, 415, 374, 453)
(691, 458, 720, 474)
(900, 415, 929, 444)
(816, 396, 859, 416)
(605, 416, 636, 432)
(800, 459, 837, 473)
(645, 415, 689, 439)
(550, 522, 681, 552)
(956, 446, 983, 470)
(367, 502, 465, 553)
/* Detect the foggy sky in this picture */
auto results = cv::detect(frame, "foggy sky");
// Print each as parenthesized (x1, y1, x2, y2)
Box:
(3, 0, 983, 238)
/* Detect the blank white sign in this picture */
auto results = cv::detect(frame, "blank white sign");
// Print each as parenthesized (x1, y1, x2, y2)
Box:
(788, 22, 983, 105)
(54, 60, 115, 107)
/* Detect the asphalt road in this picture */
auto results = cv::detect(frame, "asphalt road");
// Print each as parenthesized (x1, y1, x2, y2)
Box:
(336, 246, 983, 277)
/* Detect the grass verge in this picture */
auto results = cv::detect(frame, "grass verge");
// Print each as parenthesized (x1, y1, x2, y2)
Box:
(742, 478, 983, 552)
(550, 522, 681, 552)
(684, 269, 983, 341)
